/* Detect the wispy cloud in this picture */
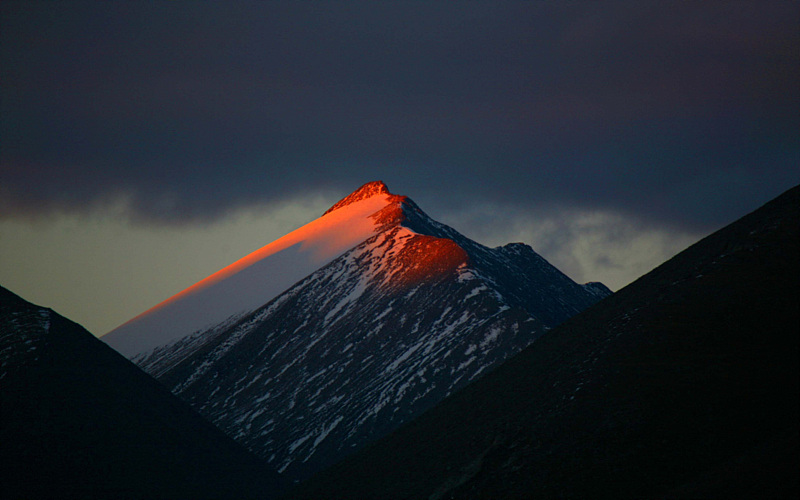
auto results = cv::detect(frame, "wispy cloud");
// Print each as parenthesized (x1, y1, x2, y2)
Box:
(440, 203, 704, 290)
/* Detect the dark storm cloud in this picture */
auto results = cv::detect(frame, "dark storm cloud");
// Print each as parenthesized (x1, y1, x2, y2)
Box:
(2, 1, 798, 229)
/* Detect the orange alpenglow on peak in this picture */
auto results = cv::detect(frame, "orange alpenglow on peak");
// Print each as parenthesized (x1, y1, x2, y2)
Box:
(323, 181, 391, 215)
(103, 180, 473, 359)
(103, 181, 398, 357)
(391, 234, 469, 289)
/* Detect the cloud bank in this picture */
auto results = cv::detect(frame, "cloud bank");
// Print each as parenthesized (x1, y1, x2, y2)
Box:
(2, 1, 798, 233)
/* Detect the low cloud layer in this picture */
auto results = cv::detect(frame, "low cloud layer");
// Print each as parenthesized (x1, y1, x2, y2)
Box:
(2, 2, 798, 233)
(0, 194, 699, 336)
(437, 203, 702, 291)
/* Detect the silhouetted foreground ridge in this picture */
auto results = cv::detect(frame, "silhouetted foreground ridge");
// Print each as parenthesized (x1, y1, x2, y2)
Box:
(290, 185, 799, 499)
(0, 286, 284, 499)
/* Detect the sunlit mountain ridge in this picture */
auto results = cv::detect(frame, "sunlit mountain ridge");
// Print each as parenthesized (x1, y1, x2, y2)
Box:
(103, 181, 401, 357)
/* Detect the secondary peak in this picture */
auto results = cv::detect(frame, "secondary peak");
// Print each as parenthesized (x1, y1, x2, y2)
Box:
(323, 181, 392, 216)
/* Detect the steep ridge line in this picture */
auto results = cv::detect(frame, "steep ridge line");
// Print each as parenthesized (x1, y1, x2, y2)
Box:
(103, 185, 399, 357)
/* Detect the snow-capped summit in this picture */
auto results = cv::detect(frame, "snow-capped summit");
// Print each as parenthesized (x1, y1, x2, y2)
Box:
(323, 180, 392, 215)
(104, 181, 611, 483)
(103, 182, 399, 357)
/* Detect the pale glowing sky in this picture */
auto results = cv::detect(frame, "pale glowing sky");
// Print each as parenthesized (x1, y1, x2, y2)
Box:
(0, 187, 703, 336)
(1, 1, 798, 335)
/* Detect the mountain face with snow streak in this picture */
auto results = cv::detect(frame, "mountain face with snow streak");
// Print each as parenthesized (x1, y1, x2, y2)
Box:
(103, 184, 401, 358)
(103, 181, 611, 482)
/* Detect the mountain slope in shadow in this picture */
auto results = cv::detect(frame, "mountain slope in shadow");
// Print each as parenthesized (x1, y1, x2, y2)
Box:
(0, 286, 285, 499)
(290, 185, 799, 499)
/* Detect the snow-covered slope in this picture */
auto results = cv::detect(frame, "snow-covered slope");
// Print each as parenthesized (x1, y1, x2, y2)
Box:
(103, 182, 396, 357)
(109, 181, 611, 483)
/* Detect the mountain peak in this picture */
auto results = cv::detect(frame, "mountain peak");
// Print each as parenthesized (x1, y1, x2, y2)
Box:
(102, 176, 614, 483)
(323, 181, 391, 216)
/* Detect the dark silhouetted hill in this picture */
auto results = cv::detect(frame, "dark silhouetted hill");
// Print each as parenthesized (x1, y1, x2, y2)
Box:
(289, 185, 799, 499)
(0, 286, 284, 499)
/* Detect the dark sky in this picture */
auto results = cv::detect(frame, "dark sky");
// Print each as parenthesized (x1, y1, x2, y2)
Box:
(3, 1, 798, 231)
(2, 1, 800, 335)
